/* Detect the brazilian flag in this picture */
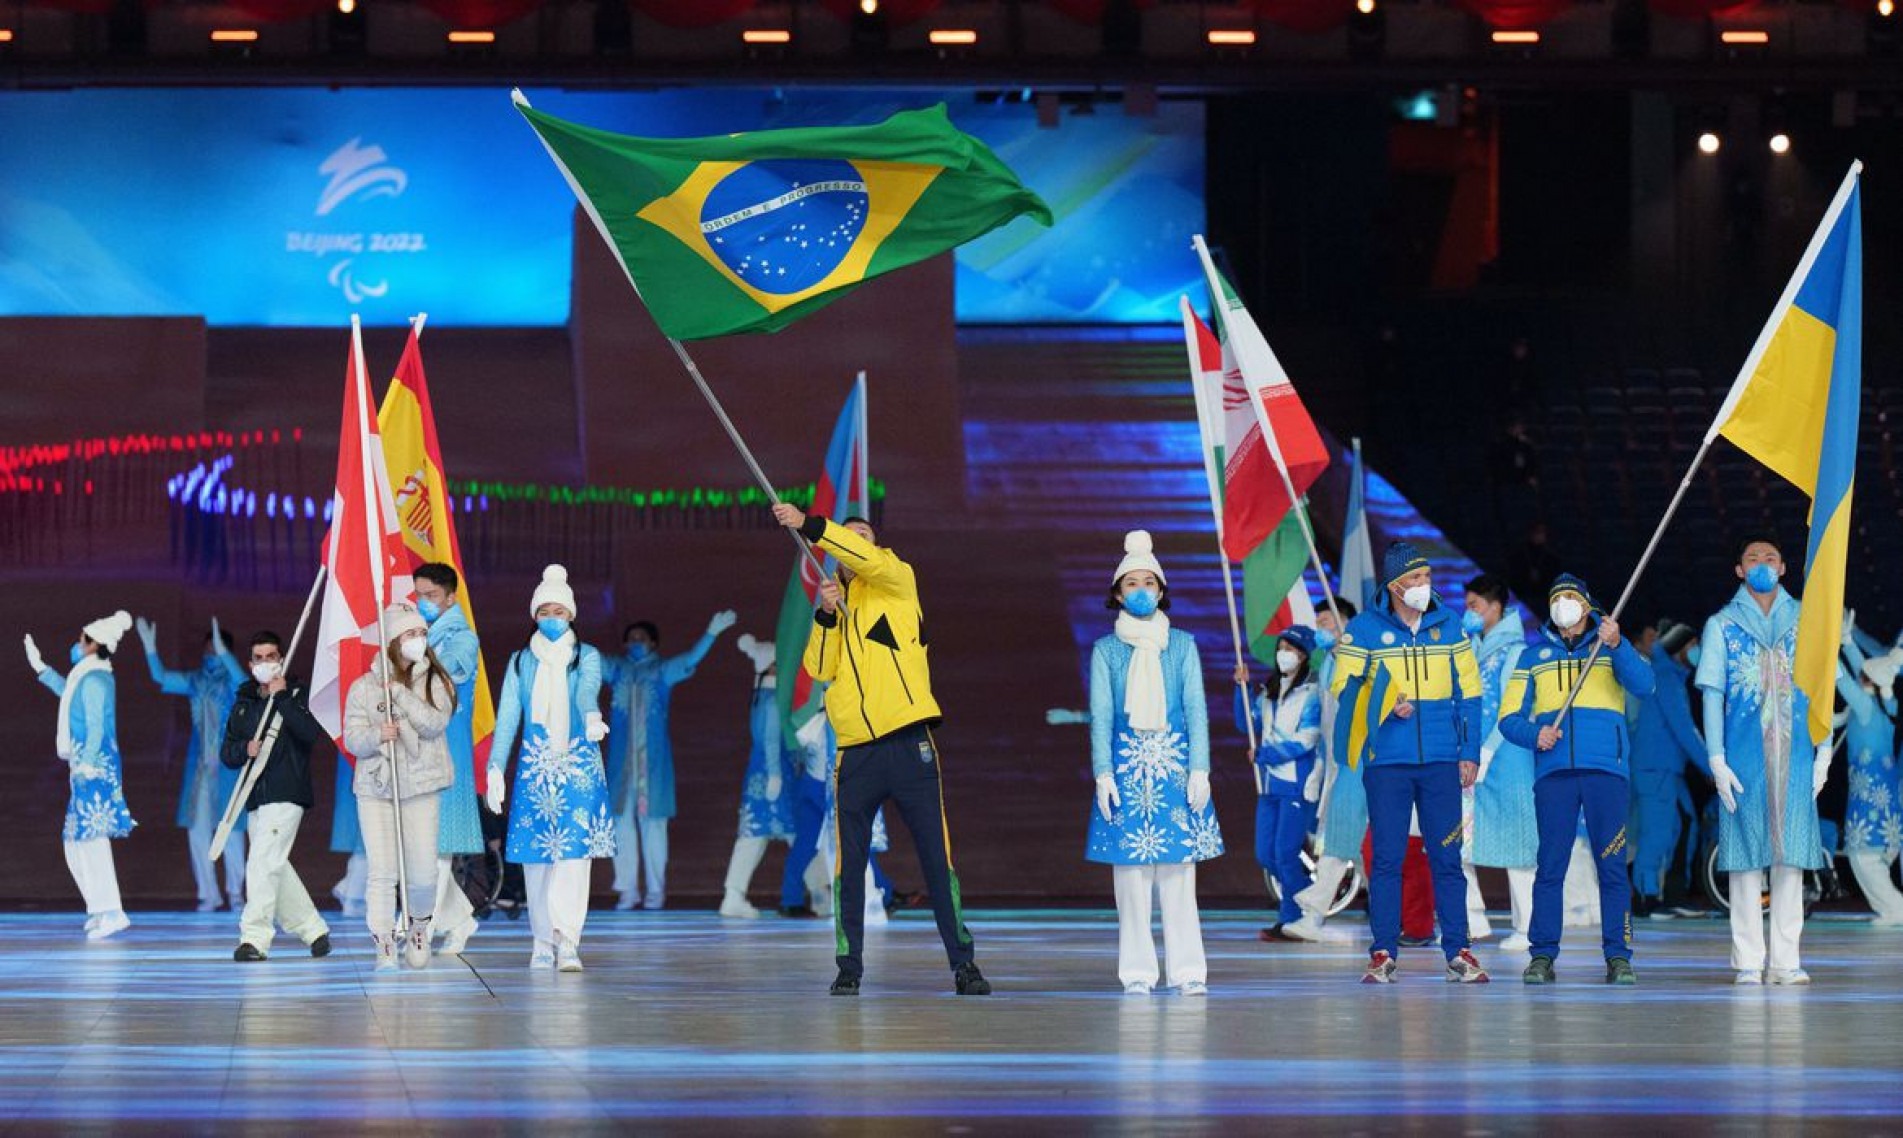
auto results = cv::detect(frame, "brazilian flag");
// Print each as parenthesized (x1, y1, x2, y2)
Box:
(514, 92, 1054, 340)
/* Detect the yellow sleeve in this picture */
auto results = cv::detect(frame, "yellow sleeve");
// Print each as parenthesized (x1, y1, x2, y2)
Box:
(1453, 637, 1482, 701)
(813, 519, 909, 595)
(802, 614, 841, 683)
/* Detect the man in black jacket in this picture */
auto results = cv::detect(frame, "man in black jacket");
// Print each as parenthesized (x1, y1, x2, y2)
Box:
(221, 631, 332, 962)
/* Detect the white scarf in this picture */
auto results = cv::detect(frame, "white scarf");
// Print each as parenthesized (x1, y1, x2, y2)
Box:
(1114, 610, 1172, 732)
(528, 631, 576, 750)
(56, 654, 112, 762)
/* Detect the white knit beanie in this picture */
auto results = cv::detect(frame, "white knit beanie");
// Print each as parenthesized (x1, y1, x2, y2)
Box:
(382, 602, 428, 644)
(737, 633, 777, 674)
(1112, 530, 1167, 587)
(529, 564, 577, 619)
(83, 610, 134, 653)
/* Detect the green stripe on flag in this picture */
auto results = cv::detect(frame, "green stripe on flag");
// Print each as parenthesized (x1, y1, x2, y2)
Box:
(1243, 514, 1308, 664)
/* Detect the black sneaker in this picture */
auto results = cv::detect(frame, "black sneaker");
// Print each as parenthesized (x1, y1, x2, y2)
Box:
(829, 971, 861, 996)
(233, 943, 266, 963)
(954, 962, 991, 996)
(309, 934, 332, 959)
(1606, 957, 1637, 986)
(1523, 956, 1556, 985)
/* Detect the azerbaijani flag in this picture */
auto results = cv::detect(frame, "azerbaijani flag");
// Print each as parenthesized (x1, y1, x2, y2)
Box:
(1708, 162, 1862, 746)
(1188, 235, 1329, 542)
(773, 374, 870, 746)
(376, 322, 498, 794)
(513, 94, 1053, 340)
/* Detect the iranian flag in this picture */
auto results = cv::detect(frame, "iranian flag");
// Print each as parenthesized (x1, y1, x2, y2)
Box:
(1188, 236, 1329, 561)
(310, 318, 415, 758)
(772, 373, 870, 746)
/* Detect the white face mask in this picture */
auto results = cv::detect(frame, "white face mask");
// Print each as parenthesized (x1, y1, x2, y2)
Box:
(1275, 648, 1303, 675)
(399, 638, 429, 664)
(250, 661, 282, 685)
(1552, 597, 1586, 630)
(1401, 584, 1433, 613)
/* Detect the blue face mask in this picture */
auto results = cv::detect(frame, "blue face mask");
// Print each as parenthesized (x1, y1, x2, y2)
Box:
(69, 643, 85, 665)
(1745, 564, 1779, 594)
(1461, 610, 1486, 637)
(1686, 645, 1703, 669)
(626, 642, 652, 661)
(417, 598, 444, 624)
(537, 617, 570, 642)
(1314, 628, 1338, 652)
(1122, 588, 1160, 618)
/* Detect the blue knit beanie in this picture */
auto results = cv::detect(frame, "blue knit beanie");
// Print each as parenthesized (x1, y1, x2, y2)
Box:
(1382, 541, 1429, 587)
(1548, 572, 1595, 611)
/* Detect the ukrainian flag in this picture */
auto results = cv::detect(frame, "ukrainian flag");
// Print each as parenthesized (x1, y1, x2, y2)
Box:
(1709, 162, 1863, 746)
(513, 92, 1051, 341)
(1338, 661, 1400, 770)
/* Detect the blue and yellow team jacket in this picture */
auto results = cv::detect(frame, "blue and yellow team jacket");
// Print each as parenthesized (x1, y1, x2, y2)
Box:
(1498, 614, 1655, 782)
(1331, 594, 1481, 767)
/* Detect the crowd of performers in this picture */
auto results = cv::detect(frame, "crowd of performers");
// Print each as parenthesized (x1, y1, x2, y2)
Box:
(23, 507, 1901, 992)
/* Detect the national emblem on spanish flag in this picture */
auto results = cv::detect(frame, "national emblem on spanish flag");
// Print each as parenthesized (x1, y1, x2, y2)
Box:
(377, 321, 499, 792)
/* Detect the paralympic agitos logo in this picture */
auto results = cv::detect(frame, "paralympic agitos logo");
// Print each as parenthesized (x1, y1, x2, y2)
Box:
(284, 137, 427, 306)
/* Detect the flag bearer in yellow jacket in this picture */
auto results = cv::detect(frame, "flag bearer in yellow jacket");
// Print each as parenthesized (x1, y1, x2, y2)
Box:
(1498, 574, 1654, 986)
(1332, 542, 1490, 985)
(771, 503, 990, 998)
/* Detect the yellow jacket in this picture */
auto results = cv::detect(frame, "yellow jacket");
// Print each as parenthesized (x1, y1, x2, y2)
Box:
(800, 517, 942, 748)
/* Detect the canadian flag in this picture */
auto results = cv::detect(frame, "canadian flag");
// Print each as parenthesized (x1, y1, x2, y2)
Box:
(309, 318, 414, 758)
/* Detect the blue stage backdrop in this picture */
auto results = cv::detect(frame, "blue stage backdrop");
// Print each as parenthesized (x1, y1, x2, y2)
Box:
(0, 87, 1202, 328)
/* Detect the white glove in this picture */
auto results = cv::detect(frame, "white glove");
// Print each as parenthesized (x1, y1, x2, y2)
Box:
(1302, 763, 1322, 804)
(1709, 752, 1743, 814)
(766, 774, 782, 801)
(484, 766, 507, 815)
(584, 711, 608, 744)
(22, 634, 45, 674)
(1813, 741, 1833, 799)
(706, 609, 737, 637)
(1187, 769, 1211, 813)
(134, 617, 158, 656)
(1095, 774, 1120, 821)
(1475, 745, 1497, 786)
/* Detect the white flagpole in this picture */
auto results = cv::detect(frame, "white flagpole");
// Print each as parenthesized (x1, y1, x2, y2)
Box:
(1180, 297, 1261, 790)
(1190, 237, 1343, 634)
(210, 565, 327, 861)
(352, 315, 413, 922)
(512, 89, 829, 583)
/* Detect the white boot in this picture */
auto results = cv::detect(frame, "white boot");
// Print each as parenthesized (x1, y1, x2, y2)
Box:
(86, 911, 131, 941)
(720, 837, 769, 919)
(864, 865, 888, 927)
(529, 940, 555, 970)
(439, 916, 478, 956)
(555, 933, 583, 973)
(720, 889, 761, 919)
(404, 917, 433, 969)
(373, 933, 399, 972)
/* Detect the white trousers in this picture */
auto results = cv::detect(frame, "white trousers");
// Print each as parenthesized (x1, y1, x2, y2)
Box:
(358, 793, 441, 940)
(187, 809, 245, 907)
(1463, 861, 1493, 938)
(1729, 865, 1807, 973)
(334, 852, 368, 906)
(64, 837, 123, 916)
(432, 857, 476, 935)
(1112, 863, 1206, 988)
(1506, 866, 1535, 938)
(524, 859, 592, 950)
(724, 836, 769, 897)
(238, 803, 328, 953)
(1849, 850, 1903, 925)
(611, 810, 669, 903)
(1302, 854, 1354, 925)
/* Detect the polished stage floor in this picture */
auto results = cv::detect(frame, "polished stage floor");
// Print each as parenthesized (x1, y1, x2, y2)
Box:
(2, 908, 1901, 1133)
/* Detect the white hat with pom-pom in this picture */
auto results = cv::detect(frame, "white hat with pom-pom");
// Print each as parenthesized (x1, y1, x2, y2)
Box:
(529, 564, 578, 620)
(83, 610, 134, 653)
(1112, 530, 1166, 587)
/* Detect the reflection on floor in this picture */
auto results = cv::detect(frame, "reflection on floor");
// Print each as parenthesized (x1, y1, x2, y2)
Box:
(3, 909, 1901, 1131)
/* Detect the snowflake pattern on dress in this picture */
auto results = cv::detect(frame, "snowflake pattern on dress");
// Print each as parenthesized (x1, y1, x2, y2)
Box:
(1116, 729, 1188, 788)
(1119, 822, 1170, 862)
(505, 720, 614, 866)
(1182, 812, 1225, 861)
(1087, 727, 1223, 865)
(576, 804, 618, 859)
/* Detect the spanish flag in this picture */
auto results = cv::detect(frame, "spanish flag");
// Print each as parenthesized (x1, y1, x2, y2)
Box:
(1709, 162, 1862, 746)
(377, 322, 498, 791)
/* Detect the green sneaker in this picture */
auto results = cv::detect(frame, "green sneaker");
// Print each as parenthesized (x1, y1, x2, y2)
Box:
(1522, 956, 1556, 985)
(1606, 957, 1637, 986)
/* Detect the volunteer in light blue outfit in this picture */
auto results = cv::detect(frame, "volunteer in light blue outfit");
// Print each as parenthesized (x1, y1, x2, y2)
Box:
(1299, 599, 1365, 931)
(718, 634, 796, 918)
(1237, 626, 1323, 941)
(1088, 530, 1219, 995)
(414, 562, 484, 955)
(1464, 575, 1538, 952)
(27, 610, 137, 940)
(135, 616, 247, 913)
(485, 564, 611, 972)
(1332, 542, 1489, 985)
(1696, 535, 1827, 985)
(1834, 651, 1903, 925)
(600, 609, 737, 910)
(1499, 574, 1653, 985)
(781, 699, 836, 916)
(1627, 619, 1709, 917)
